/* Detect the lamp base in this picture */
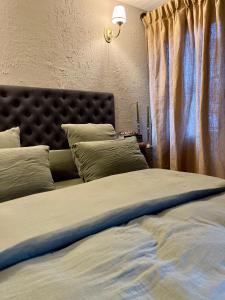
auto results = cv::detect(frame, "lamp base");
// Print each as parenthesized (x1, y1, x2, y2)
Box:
(104, 25, 121, 43)
(104, 28, 113, 43)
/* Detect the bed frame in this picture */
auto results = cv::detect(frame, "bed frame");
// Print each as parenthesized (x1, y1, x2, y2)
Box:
(0, 85, 115, 149)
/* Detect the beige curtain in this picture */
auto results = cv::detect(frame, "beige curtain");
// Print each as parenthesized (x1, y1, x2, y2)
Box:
(143, 0, 225, 178)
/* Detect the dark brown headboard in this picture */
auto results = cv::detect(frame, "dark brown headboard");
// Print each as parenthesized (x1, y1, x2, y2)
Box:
(0, 85, 115, 149)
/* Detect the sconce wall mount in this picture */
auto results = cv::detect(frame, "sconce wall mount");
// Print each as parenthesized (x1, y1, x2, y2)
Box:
(104, 5, 127, 43)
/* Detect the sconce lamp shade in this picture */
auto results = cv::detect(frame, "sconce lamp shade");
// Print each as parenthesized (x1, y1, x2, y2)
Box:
(112, 5, 127, 25)
(104, 5, 127, 43)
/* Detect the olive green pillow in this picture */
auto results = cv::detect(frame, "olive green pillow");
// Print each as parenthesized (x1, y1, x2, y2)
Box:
(72, 139, 149, 182)
(0, 127, 20, 148)
(0, 146, 55, 202)
(49, 149, 79, 182)
(61, 124, 117, 147)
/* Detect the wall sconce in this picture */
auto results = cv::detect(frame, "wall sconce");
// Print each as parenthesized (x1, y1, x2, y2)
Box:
(104, 5, 127, 43)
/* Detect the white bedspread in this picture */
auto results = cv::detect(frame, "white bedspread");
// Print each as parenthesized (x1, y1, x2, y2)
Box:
(1, 169, 225, 299)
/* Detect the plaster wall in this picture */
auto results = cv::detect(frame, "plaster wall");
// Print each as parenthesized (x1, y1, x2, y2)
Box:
(0, 0, 149, 135)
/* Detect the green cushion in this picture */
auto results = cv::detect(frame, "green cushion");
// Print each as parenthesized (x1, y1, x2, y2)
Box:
(49, 149, 79, 182)
(0, 127, 20, 148)
(61, 124, 117, 147)
(0, 146, 54, 202)
(72, 139, 149, 182)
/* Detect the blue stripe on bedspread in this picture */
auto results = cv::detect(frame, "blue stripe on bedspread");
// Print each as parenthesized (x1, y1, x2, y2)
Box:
(1, 187, 225, 270)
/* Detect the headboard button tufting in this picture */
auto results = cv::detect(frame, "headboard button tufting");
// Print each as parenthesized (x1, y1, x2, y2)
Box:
(0, 85, 115, 149)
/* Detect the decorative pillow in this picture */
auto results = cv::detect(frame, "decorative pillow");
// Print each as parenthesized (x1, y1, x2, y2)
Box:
(0, 127, 20, 148)
(49, 149, 79, 182)
(61, 124, 117, 147)
(0, 146, 54, 202)
(72, 139, 149, 182)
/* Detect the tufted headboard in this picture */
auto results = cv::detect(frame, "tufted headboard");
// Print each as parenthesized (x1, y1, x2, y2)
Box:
(0, 85, 115, 149)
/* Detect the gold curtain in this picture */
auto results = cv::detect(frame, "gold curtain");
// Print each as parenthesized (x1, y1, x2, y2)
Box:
(143, 0, 225, 178)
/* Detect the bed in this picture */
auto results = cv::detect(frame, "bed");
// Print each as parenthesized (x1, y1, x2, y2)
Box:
(0, 85, 115, 189)
(1, 86, 225, 300)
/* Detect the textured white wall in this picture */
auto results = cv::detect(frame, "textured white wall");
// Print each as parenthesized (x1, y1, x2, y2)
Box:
(0, 0, 149, 135)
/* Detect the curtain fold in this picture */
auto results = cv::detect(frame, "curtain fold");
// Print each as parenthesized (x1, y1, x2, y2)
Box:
(143, 0, 225, 178)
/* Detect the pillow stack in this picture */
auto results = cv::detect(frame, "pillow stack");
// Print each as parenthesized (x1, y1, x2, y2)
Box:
(0, 123, 149, 201)
(62, 123, 148, 182)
